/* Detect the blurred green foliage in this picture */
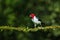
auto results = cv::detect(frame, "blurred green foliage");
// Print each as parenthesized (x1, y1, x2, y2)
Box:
(0, 0, 60, 40)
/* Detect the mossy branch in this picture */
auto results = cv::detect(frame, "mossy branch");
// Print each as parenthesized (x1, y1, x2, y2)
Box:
(0, 26, 60, 32)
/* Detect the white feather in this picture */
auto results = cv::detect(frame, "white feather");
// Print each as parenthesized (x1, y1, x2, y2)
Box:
(32, 16, 41, 24)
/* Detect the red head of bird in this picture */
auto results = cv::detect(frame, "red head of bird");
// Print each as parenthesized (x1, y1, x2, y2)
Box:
(29, 13, 36, 19)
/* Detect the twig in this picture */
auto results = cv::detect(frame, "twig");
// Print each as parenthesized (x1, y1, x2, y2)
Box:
(0, 26, 60, 32)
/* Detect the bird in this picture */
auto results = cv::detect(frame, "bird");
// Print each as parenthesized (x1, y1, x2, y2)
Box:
(29, 13, 42, 28)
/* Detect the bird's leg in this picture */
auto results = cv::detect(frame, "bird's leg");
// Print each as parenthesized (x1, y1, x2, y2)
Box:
(40, 23, 42, 27)
(41, 25, 42, 27)
(34, 24, 36, 28)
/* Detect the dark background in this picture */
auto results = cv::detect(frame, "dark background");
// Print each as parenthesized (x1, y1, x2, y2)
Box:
(0, 0, 60, 40)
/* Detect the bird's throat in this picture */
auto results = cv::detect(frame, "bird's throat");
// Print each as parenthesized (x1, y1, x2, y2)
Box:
(31, 16, 35, 19)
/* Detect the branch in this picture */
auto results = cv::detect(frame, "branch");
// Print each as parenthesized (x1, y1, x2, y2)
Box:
(0, 26, 60, 32)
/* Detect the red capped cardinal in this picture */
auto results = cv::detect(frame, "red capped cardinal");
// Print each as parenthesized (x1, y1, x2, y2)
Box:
(29, 13, 42, 28)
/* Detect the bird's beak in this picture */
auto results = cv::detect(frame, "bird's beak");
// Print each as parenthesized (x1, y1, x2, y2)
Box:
(29, 15, 31, 17)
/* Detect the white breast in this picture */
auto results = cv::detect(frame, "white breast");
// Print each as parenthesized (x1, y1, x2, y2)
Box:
(32, 16, 41, 24)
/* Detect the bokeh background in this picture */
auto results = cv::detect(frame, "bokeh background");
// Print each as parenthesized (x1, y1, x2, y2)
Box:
(0, 0, 60, 40)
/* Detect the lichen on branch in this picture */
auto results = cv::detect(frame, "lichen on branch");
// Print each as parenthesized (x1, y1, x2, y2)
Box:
(0, 26, 60, 32)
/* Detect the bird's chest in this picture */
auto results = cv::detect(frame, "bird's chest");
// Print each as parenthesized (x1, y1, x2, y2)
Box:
(32, 18, 40, 24)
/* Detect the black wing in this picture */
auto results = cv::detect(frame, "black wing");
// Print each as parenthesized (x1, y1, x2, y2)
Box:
(37, 17, 46, 27)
